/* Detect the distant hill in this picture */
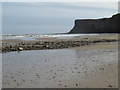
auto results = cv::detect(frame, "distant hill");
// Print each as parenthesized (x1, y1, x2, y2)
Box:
(69, 13, 120, 33)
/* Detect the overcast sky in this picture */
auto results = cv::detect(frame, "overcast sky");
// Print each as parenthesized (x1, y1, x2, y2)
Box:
(1, 2, 118, 34)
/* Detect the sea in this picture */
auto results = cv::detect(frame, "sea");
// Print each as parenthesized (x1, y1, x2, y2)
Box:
(0, 33, 99, 41)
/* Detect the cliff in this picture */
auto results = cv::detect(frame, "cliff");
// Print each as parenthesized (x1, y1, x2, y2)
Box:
(69, 13, 120, 33)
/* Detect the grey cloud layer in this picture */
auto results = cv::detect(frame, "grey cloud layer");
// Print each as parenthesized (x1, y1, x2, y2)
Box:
(2, 2, 118, 34)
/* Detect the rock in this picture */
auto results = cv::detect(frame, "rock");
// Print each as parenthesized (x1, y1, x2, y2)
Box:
(69, 13, 120, 33)
(17, 47, 24, 51)
(108, 85, 113, 87)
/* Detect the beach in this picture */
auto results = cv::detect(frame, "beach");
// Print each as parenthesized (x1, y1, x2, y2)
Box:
(1, 34, 119, 53)
(2, 1, 119, 89)
(1, 34, 119, 88)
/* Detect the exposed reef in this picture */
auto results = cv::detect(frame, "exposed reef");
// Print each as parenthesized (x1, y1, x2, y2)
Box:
(1, 36, 119, 53)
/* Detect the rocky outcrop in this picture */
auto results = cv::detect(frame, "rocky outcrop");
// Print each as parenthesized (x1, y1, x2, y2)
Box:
(69, 13, 120, 33)
(1, 38, 119, 53)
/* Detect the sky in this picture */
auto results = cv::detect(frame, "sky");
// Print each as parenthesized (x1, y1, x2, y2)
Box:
(1, 2, 118, 34)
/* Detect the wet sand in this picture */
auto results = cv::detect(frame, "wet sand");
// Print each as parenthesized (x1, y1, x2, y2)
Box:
(2, 48, 118, 88)
(2, 34, 119, 88)
(0, 53, 2, 89)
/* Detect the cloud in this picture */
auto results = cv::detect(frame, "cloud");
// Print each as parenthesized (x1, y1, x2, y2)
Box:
(0, 3, 2, 34)
(1, 0, 120, 2)
(3, 2, 117, 18)
(2, 2, 118, 34)
(61, 2, 118, 11)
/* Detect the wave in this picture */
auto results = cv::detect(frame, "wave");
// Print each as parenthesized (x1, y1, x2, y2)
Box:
(0, 33, 99, 41)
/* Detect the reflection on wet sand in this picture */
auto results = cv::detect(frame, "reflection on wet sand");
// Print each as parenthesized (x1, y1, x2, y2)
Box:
(2, 49, 118, 88)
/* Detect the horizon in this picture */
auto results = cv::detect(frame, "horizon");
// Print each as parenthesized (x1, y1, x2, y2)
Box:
(1, 2, 118, 34)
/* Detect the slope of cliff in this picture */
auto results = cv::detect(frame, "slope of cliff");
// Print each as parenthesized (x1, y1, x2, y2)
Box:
(69, 13, 120, 33)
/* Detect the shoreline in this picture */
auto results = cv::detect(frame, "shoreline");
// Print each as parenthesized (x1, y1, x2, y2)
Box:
(2, 34, 118, 88)
(1, 34, 119, 53)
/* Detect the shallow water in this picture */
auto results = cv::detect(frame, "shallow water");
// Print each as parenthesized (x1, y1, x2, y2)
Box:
(2, 49, 118, 88)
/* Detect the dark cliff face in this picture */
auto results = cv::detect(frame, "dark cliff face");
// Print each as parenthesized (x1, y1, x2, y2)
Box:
(69, 13, 120, 33)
